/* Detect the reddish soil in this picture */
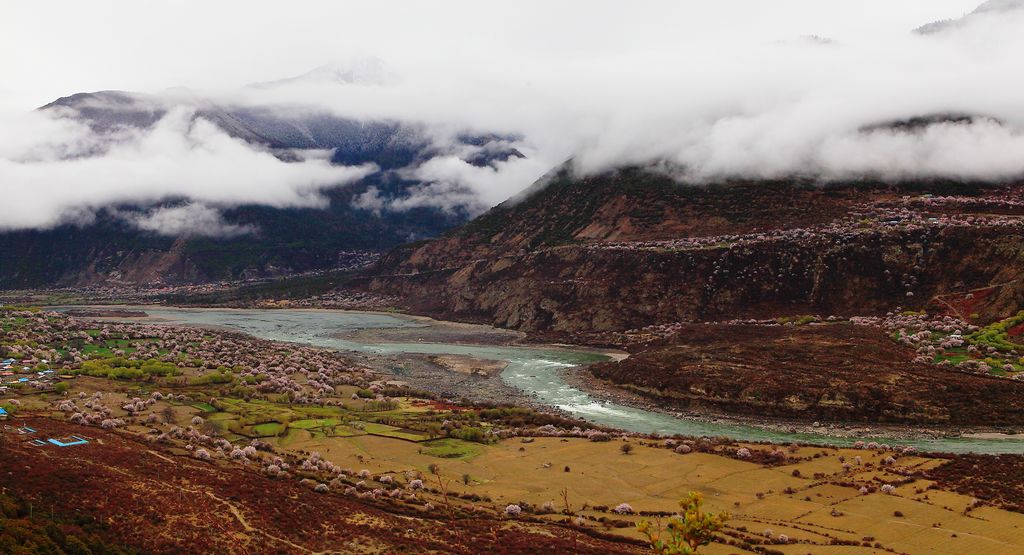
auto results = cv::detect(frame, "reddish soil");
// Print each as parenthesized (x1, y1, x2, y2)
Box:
(587, 323, 1024, 425)
(926, 454, 1024, 512)
(1008, 322, 1024, 338)
(931, 286, 997, 322)
(0, 417, 641, 555)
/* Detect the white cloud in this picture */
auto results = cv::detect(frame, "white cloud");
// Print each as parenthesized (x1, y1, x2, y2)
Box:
(217, 0, 1024, 185)
(350, 153, 555, 215)
(351, 187, 387, 215)
(122, 203, 256, 238)
(403, 155, 553, 211)
(0, 108, 376, 231)
(3, 0, 1024, 229)
(815, 119, 1024, 180)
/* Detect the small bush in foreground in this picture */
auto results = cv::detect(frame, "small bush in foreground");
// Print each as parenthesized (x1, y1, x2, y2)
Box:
(638, 492, 729, 554)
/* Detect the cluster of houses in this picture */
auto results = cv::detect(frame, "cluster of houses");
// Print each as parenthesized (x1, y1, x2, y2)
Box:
(1, 357, 62, 395)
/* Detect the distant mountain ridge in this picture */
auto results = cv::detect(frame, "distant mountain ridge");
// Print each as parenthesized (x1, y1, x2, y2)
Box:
(914, 0, 1024, 34)
(0, 82, 522, 289)
(39, 89, 520, 169)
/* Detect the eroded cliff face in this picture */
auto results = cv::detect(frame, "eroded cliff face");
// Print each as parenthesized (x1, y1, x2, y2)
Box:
(359, 168, 1024, 333)
(366, 228, 1023, 332)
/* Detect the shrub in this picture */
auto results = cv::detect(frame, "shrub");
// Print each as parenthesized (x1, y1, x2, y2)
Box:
(638, 492, 729, 555)
(74, 357, 181, 380)
(190, 370, 233, 385)
(363, 399, 399, 411)
(448, 426, 492, 444)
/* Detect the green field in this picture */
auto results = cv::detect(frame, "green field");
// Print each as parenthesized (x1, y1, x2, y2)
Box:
(420, 438, 483, 460)
(249, 422, 286, 437)
(289, 418, 341, 429)
(361, 422, 431, 442)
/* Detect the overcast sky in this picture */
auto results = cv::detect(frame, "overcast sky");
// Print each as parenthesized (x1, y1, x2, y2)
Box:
(1, 0, 982, 109)
(3, 0, 1022, 233)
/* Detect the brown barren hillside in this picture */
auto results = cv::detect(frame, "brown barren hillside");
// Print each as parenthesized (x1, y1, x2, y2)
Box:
(358, 167, 1024, 333)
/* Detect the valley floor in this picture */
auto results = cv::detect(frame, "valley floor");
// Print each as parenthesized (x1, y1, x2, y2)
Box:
(3, 307, 1024, 554)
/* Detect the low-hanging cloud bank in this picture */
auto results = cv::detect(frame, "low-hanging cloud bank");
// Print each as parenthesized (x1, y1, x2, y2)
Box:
(3, 0, 1024, 232)
(0, 107, 375, 231)
(231, 0, 1024, 184)
(119, 203, 257, 238)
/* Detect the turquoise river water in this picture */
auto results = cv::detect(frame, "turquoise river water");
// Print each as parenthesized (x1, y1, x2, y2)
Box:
(90, 307, 1024, 454)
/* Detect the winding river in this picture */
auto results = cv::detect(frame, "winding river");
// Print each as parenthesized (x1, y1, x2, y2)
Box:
(93, 307, 1024, 454)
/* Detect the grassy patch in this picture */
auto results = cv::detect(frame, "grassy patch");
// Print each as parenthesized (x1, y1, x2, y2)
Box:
(81, 344, 114, 357)
(250, 422, 286, 437)
(191, 402, 218, 413)
(362, 422, 431, 442)
(289, 418, 341, 429)
(296, 406, 345, 418)
(420, 438, 483, 460)
(325, 425, 364, 438)
(967, 311, 1024, 352)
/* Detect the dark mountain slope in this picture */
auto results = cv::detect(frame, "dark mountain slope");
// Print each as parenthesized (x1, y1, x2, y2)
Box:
(359, 166, 1024, 333)
(0, 175, 463, 288)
